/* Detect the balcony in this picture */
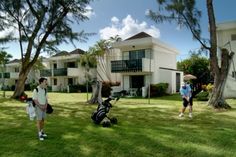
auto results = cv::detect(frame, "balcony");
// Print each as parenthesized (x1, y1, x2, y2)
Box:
(0, 72, 10, 78)
(111, 58, 153, 73)
(40, 69, 52, 77)
(67, 68, 80, 76)
(40, 68, 70, 77)
(54, 68, 67, 76)
(10, 72, 19, 79)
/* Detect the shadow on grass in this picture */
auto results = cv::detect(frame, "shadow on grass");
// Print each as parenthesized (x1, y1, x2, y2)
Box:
(0, 96, 236, 157)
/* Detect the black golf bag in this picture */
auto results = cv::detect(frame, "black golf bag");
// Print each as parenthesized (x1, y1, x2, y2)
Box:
(91, 97, 119, 126)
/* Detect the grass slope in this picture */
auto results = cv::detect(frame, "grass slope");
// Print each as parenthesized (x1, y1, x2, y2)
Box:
(0, 92, 236, 157)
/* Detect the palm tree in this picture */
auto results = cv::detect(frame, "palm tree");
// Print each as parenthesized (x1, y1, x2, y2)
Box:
(78, 52, 97, 101)
(93, 40, 112, 81)
(0, 50, 13, 97)
(85, 37, 122, 104)
(109, 35, 122, 42)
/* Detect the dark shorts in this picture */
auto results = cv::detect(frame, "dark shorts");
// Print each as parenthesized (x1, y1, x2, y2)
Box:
(182, 97, 193, 107)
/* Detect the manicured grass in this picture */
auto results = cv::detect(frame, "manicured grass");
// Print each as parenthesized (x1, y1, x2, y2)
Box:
(0, 91, 236, 157)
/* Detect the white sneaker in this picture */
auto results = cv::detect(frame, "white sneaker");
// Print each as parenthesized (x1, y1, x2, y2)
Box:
(189, 113, 192, 118)
(39, 135, 44, 141)
(179, 113, 184, 117)
(41, 132, 47, 138)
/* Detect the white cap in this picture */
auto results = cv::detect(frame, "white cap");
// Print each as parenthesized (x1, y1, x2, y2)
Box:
(181, 82, 186, 86)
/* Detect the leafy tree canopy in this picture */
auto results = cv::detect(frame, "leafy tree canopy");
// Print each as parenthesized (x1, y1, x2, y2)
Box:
(177, 53, 211, 85)
(0, 0, 94, 98)
(0, 0, 93, 58)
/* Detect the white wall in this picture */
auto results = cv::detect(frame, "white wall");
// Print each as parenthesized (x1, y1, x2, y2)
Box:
(217, 25, 236, 98)
(153, 46, 177, 69)
(123, 75, 130, 90)
(151, 45, 177, 84)
(159, 69, 172, 93)
(144, 75, 151, 87)
(224, 77, 236, 98)
(142, 58, 154, 72)
(224, 41, 236, 98)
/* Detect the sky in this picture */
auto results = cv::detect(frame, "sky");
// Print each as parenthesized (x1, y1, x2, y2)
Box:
(2, 0, 236, 61)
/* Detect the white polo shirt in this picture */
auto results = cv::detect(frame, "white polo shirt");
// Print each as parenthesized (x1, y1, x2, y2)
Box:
(32, 86, 47, 105)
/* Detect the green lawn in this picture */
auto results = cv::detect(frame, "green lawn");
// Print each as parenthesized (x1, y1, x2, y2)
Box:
(0, 91, 236, 157)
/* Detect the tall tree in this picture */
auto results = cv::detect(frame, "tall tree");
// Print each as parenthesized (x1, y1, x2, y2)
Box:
(94, 36, 122, 82)
(0, 0, 93, 98)
(148, 0, 234, 109)
(81, 36, 122, 104)
(94, 39, 112, 81)
(83, 39, 114, 104)
(0, 50, 13, 97)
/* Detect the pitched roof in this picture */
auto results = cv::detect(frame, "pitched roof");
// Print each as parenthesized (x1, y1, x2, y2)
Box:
(52, 51, 69, 57)
(52, 48, 85, 57)
(125, 32, 152, 41)
(69, 48, 85, 55)
(7, 59, 21, 64)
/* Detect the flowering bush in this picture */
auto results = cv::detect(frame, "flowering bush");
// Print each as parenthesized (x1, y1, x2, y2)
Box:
(206, 83, 214, 92)
(201, 84, 207, 91)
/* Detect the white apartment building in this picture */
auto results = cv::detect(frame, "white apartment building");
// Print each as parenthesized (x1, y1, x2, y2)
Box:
(40, 49, 96, 92)
(0, 59, 38, 90)
(110, 32, 183, 95)
(216, 21, 236, 98)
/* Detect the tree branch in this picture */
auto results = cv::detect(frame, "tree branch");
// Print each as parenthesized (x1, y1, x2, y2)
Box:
(206, 0, 219, 76)
(181, 13, 210, 50)
(26, 0, 39, 19)
(30, 7, 69, 67)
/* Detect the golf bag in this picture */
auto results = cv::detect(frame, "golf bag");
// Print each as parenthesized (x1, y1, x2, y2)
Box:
(91, 97, 119, 126)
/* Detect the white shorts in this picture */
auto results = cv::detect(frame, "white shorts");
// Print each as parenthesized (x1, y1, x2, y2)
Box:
(35, 106, 46, 120)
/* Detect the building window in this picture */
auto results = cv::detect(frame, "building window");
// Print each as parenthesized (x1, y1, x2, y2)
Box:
(232, 71, 236, 78)
(53, 63, 57, 69)
(67, 62, 76, 68)
(15, 67, 19, 72)
(231, 34, 236, 41)
(68, 78, 73, 85)
(129, 49, 145, 60)
(53, 78, 57, 85)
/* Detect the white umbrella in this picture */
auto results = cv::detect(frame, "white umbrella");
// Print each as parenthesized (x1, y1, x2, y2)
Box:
(184, 74, 197, 81)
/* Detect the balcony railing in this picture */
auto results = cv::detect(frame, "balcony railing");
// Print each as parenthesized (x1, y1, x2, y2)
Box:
(111, 59, 142, 72)
(10, 72, 19, 79)
(40, 68, 68, 77)
(40, 69, 52, 77)
(111, 58, 154, 73)
(0, 72, 10, 78)
(54, 68, 67, 76)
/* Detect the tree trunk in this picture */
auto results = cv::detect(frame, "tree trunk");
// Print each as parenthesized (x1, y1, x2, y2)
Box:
(208, 77, 231, 109)
(208, 49, 233, 109)
(206, 1, 232, 109)
(11, 67, 31, 99)
(88, 81, 102, 104)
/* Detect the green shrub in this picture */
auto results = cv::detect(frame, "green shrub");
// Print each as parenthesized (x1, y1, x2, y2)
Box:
(47, 86, 52, 92)
(196, 91, 209, 101)
(29, 82, 38, 91)
(67, 84, 92, 93)
(150, 83, 169, 97)
(77, 84, 92, 93)
(68, 85, 80, 93)
(102, 82, 112, 97)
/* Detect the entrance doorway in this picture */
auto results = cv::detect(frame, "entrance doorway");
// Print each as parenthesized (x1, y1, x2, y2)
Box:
(176, 73, 180, 92)
(130, 75, 144, 88)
